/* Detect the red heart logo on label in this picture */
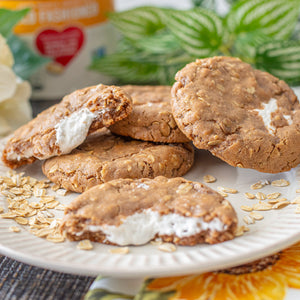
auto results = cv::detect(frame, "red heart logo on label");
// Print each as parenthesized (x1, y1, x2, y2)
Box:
(36, 27, 85, 67)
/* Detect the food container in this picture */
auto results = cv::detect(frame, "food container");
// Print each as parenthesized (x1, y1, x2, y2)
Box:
(1, 0, 116, 100)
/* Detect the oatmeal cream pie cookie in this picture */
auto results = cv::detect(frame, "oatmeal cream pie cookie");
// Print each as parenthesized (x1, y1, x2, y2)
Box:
(2, 84, 132, 169)
(110, 85, 189, 143)
(60, 176, 238, 246)
(42, 130, 194, 193)
(172, 56, 300, 173)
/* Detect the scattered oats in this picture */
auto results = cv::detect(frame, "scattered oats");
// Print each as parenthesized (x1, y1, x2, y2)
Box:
(26, 209, 38, 217)
(0, 212, 17, 219)
(54, 204, 65, 211)
(243, 215, 255, 225)
(240, 205, 253, 212)
(203, 175, 216, 183)
(245, 192, 255, 199)
(250, 182, 263, 190)
(77, 240, 93, 250)
(1, 190, 15, 198)
(235, 226, 245, 237)
(218, 190, 228, 197)
(34, 227, 54, 238)
(51, 184, 60, 191)
(271, 179, 290, 187)
(45, 200, 60, 209)
(267, 192, 281, 199)
(0, 206, 4, 213)
(9, 226, 20, 233)
(109, 247, 129, 254)
(249, 212, 264, 220)
(15, 217, 28, 225)
(256, 192, 266, 200)
(158, 243, 177, 252)
(46, 233, 65, 243)
(253, 202, 273, 211)
(40, 196, 56, 204)
(268, 199, 279, 204)
(272, 201, 290, 209)
(43, 210, 55, 218)
(36, 212, 50, 224)
(10, 187, 25, 195)
(218, 186, 238, 194)
(56, 189, 68, 196)
(291, 197, 300, 204)
(29, 216, 37, 226)
(29, 202, 43, 209)
(33, 187, 46, 197)
(277, 198, 288, 202)
(49, 219, 59, 229)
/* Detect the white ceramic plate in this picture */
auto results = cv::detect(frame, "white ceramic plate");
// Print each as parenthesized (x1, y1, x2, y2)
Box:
(0, 140, 300, 278)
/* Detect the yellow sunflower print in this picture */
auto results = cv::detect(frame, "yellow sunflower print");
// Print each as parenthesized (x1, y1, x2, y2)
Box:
(142, 242, 300, 300)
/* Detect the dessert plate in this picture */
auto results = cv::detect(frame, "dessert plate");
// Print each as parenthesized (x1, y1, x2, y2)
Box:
(0, 137, 299, 278)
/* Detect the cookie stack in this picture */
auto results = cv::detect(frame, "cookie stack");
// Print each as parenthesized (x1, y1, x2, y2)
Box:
(3, 56, 300, 247)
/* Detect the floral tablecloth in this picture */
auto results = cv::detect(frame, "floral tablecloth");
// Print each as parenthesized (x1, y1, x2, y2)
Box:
(85, 242, 300, 300)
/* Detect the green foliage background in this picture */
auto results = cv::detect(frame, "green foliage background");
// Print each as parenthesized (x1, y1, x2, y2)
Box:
(90, 0, 300, 86)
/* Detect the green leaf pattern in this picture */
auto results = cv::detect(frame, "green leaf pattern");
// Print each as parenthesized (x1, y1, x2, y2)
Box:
(255, 40, 300, 84)
(164, 8, 224, 57)
(92, 0, 300, 86)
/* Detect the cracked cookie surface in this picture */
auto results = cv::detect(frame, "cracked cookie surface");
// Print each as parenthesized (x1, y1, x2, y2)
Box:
(110, 85, 189, 143)
(172, 56, 300, 173)
(42, 130, 194, 193)
(60, 176, 237, 246)
(2, 84, 132, 169)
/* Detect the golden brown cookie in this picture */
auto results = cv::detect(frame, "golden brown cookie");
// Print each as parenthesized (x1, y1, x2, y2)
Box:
(2, 84, 132, 169)
(60, 176, 238, 246)
(42, 131, 194, 193)
(172, 56, 300, 173)
(110, 85, 189, 143)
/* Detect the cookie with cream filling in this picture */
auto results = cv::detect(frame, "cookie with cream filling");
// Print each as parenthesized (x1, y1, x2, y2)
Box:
(60, 176, 238, 246)
(2, 84, 132, 169)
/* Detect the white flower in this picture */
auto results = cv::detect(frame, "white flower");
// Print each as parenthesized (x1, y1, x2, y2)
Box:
(0, 34, 32, 137)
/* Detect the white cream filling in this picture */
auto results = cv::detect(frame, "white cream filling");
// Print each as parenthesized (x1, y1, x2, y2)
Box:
(78, 209, 227, 246)
(55, 108, 97, 154)
(136, 183, 150, 190)
(254, 98, 293, 134)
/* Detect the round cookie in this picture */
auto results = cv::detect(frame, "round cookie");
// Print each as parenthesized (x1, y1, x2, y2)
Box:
(60, 176, 238, 246)
(171, 56, 300, 173)
(110, 85, 189, 143)
(2, 84, 132, 169)
(42, 131, 194, 193)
